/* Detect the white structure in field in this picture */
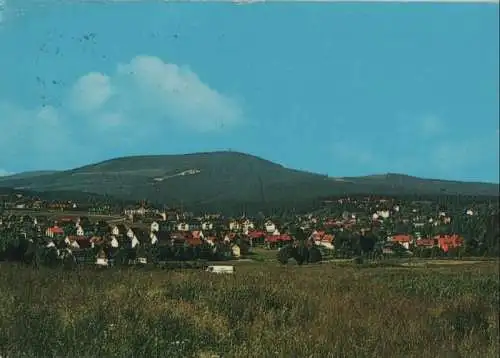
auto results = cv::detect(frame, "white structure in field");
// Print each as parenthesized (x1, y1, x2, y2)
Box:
(265, 220, 276, 233)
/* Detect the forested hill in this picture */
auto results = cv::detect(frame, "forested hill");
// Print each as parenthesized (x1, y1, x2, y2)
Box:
(0, 151, 497, 213)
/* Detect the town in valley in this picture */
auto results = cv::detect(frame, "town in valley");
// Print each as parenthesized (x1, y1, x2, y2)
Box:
(1, 189, 497, 268)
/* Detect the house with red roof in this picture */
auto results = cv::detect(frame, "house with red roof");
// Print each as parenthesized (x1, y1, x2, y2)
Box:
(415, 238, 436, 249)
(64, 235, 88, 249)
(390, 234, 413, 250)
(265, 234, 292, 249)
(185, 237, 203, 247)
(45, 226, 64, 238)
(434, 234, 464, 253)
(248, 230, 265, 239)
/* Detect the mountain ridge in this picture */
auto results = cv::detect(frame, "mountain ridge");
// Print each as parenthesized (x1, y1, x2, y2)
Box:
(0, 151, 497, 213)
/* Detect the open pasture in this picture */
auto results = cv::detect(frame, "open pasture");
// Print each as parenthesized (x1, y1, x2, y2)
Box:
(0, 260, 498, 358)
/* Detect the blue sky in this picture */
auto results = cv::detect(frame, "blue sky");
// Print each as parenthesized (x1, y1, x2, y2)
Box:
(0, 1, 498, 182)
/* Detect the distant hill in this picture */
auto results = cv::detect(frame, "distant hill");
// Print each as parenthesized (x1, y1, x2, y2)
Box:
(0, 170, 59, 181)
(341, 173, 498, 196)
(0, 151, 497, 213)
(0, 187, 123, 205)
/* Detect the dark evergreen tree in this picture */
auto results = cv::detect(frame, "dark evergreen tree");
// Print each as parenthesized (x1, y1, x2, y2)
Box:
(308, 245, 322, 263)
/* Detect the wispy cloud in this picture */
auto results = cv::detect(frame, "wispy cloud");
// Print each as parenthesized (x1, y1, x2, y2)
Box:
(419, 114, 445, 137)
(0, 0, 5, 24)
(331, 141, 375, 166)
(329, 113, 499, 180)
(0, 101, 81, 167)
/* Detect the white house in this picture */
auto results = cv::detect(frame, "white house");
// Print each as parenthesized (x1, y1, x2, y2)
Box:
(377, 210, 390, 219)
(131, 236, 140, 249)
(111, 225, 120, 236)
(242, 219, 255, 231)
(202, 222, 213, 231)
(315, 240, 333, 250)
(265, 220, 276, 233)
(231, 244, 241, 258)
(64, 236, 80, 249)
(76, 225, 84, 236)
(466, 209, 474, 216)
(124, 207, 147, 216)
(150, 232, 158, 245)
(229, 220, 241, 232)
(126, 228, 135, 239)
(150, 221, 160, 233)
(110, 236, 119, 248)
(177, 223, 190, 232)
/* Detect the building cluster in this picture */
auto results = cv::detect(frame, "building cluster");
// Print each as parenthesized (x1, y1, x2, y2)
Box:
(1, 193, 493, 261)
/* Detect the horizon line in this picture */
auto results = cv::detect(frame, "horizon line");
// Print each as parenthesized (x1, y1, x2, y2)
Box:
(1, 150, 499, 185)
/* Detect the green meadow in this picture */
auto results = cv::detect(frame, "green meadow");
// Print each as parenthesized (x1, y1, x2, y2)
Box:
(0, 260, 498, 358)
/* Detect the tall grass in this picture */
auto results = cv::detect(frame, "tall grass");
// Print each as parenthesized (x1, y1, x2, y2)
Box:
(0, 261, 498, 358)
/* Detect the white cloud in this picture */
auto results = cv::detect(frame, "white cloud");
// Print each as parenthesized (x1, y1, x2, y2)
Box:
(0, 169, 12, 177)
(115, 55, 244, 131)
(69, 72, 114, 113)
(67, 55, 243, 133)
(0, 54, 244, 170)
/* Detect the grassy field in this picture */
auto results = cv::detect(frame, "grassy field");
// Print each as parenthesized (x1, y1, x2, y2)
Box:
(0, 260, 498, 358)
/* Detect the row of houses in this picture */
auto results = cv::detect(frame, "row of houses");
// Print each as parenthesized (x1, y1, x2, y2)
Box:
(15, 208, 467, 254)
(391, 234, 464, 253)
